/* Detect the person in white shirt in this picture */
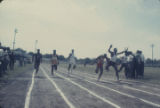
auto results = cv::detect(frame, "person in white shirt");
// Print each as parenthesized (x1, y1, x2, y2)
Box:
(118, 51, 130, 78)
(68, 49, 76, 76)
(139, 51, 145, 77)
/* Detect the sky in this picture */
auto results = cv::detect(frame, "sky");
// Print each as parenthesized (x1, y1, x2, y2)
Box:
(0, 0, 160, 59)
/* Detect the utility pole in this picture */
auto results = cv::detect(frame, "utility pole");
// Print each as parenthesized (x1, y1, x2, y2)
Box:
(13, 28, 18, 50)
(35, 40, 38, 53)
(151, 44, 154, 66)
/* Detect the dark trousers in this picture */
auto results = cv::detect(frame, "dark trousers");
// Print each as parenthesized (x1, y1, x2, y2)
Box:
(9, 61, 14, 70)
(68, 64, 76, 71)
(34, 62, 40, 73)
(119, 63, 129, 79)
(140, 62, 144, 77)
(0, 64, 2, 77)
(130, 62, 136, 79)
(135, 64, 141, 78)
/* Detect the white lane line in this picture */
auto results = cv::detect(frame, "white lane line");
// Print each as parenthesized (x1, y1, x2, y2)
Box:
(60, 71, 135, 98)
(43, 65, 120, 108)
(24, 70, 35, 108)
(43, 70, 121, 108)
(123, 86, 160, 97)
(59, 71, 160, 108)
(74, 66, 159, 88)
(40, 67, 75, 108)
(69, 68, 160, 97)
(123, 79, 160, 88)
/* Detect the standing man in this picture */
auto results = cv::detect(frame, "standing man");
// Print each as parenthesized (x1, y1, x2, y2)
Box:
(68, 49, 76, 76)
(135, 50, 142, 79)
(118, 51, 130, 79)
(51, 50, 59, 76)
(139, 51, 145, 77)
(34, 49, 42, 74)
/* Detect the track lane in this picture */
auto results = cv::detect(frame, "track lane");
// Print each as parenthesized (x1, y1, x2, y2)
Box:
(29, 68, 70, 108)
(43, 64, 160, 108)
(56, 68, 160, 108)
(41, 67, 75, 108)
(42, 65, 116, 108)
(62, 67, 160, 95)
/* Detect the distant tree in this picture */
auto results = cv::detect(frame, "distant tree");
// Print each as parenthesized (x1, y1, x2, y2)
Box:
(15, 48, 26, 54)
(0, 0, 3, 3)
(58, 55, 66, 61)
(43, 54, 52, 58)
(28, 52, 34, 56)
(146, 58, 152, 64)
(84, 58, 91, 64)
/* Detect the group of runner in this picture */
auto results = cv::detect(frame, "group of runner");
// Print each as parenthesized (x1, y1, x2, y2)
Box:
(33, 49, 77, 76)
(33, 44, 145, 81)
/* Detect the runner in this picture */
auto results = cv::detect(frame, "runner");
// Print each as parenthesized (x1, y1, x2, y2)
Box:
(34, 49, 42, 74)
(68, 49, 76, 76)
(51, 50, 59, 76)
(95, 54, 105, 81)
(106, 45, 127, 81)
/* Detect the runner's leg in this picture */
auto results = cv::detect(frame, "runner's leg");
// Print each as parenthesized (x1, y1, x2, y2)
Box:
(119, 64, 125, 72)
(51, 65, 54, 75)
(105, 61, 111, 71)
(97, 66, 103, 81)
(112, 64, 119, 81)
(68, 64, 71, 76)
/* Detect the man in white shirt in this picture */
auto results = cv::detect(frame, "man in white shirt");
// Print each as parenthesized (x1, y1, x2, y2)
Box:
(68, 49, 76, 75)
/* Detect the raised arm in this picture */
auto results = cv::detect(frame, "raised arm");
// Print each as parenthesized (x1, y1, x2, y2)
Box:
(108, 45, 113, 54)
(117, 48, 128, 55)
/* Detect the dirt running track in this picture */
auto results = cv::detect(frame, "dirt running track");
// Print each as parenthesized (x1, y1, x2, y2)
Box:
(0, 63, 160, 108)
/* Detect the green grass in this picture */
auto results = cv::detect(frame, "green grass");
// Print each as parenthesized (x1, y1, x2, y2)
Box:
(0, 64, 33, 88)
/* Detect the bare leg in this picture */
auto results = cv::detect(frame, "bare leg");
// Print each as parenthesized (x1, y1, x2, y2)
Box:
(112, 64, 119, 81)
(97, 66, 103, 81)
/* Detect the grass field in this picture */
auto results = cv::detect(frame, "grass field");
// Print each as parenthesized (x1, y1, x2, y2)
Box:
(0, 63, 33, 89)
(59, 62, 160, 85)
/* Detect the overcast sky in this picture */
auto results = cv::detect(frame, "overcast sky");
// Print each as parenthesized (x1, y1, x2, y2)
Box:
(0, 0, 160, 59)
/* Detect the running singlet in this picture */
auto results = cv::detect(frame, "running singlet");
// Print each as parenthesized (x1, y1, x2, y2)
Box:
(97, 58, 104, 67)
(69, 54, 76, 65)
(111, 55, 117, 63)
(51, 55, 58, 65)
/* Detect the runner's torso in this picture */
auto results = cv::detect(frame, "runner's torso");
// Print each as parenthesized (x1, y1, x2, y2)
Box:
(69, 54, 76, 64)
(97, 57, 104, 67)
(35, 53, 42, 63)
(110, 52, 117, 63)
(51, 55, 58, 65)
